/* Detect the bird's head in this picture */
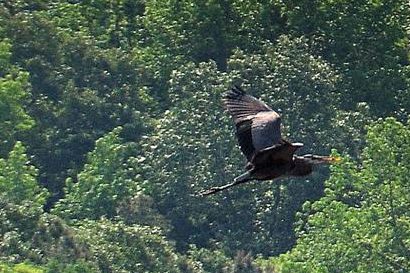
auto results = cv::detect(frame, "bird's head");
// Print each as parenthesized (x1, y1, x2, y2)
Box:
(296, 154, 341, 165)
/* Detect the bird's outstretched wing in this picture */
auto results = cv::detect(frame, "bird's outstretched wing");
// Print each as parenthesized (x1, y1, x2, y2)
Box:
(223, 86, 282, 161)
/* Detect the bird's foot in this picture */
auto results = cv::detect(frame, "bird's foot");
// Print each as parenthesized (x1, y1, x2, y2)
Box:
(196, 187, 222, 196)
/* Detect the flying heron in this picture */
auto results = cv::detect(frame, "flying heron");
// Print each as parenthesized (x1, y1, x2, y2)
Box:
(200, 86, 340, 196)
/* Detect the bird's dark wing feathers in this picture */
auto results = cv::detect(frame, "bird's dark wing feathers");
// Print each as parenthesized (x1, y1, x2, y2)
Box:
(251, 141, 302, 167)
(251, 111, 281, 151)
(223, 86, 282, 161)
(235, 120, 255, 161)
(223, 86, 273, 123)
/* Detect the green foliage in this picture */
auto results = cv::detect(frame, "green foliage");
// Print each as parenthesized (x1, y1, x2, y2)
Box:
(76, 219, 183, 273)
(1, 0, 410, 271)
(1, 4, 150, 201)
(0, 71, 34, 147)
(227, 251, 263, 273)
(0, 39, 34, 155)
(29, 214, 91, 264)
(53, 127, 142, 221)
(0, 208, 91, 265)
(273, 118, 410, 273)
(115, 193, 171, 230)
(139, 61, 241, 251)
(0, 197, 43, 262)
(0, 262, 45, 273)
(45, 259, 98, 273)
(144, 0, 287, 69)
(0, 145, 89, 265)
(74, 0, 145, 48)
(0, 142, 48, 206)
(186, 246, 232, 273)
(0, 39, 12, 72)
(228, 36, 343, 153)
(139, 36, 374, 256)
(276, 0, 410, 114)
(145, 0, 230, 68)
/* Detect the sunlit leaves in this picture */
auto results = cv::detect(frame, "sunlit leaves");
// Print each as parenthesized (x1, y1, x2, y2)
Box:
(0, 262, 45, 273)
(138, 35, 371, 256)
(76, 219, 183, 273)
(2, 3, 152, 202)
(1, 0, 410, 271)
(274, 118, 410, 273)
(0, 39, 34, 155)
(144, 0, 285, 69)
(276, 0, 410, 114)
(229, 36, 343, 153)
(138, 61, 242, 251)
(0, 142, 48, 206)
(53, 127, 143, 221)
(226, 37, 354, 254)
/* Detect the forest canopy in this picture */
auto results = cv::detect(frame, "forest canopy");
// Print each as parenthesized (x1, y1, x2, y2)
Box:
(0, 1, 409, 272)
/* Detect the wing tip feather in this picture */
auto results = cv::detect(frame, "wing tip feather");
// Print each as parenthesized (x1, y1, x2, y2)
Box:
(224, 85, 246, 100)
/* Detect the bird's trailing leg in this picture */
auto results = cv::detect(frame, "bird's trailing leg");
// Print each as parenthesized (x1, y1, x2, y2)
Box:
(198, 171, 252, 196)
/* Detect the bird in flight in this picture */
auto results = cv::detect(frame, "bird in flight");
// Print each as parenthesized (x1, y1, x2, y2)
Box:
(200, 86, 340, 196)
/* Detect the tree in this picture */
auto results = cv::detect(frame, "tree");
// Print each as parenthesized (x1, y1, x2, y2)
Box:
(0, 143, 91, 267)
(273, 118, 410, 273)
(1, 3, 151, 205)
(1, 0, 409, 271)
(227, 251, 262, 273)
(185, 246, 232, 273)
(144, 0, 287, 70)
(53, 127, 143, 221)
(0, 39, 34, 156)
(45, 259, 98, 273)
(276, 0, 410, 115)
(0, 262, 45, 273)
(138, 61, 244, 252)
(75, 219, 187, 273)
(226, 36, 365, 255)
(0, 142, 47, 206)
(139, 35, 370, 256)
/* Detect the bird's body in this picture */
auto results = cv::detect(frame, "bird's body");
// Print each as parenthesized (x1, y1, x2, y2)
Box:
(200, 86, 339, 196)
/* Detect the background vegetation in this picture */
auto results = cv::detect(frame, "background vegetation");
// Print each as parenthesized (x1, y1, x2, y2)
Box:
(0, 0, 409, 272)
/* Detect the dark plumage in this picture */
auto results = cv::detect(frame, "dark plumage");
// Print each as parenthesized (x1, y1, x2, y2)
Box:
(200, 86, 340, 196)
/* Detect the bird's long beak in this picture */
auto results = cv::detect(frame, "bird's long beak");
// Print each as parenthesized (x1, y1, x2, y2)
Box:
(296, 154, 342, 165)
(308, 155, 342, 164)
(319, 155, 341, 163)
